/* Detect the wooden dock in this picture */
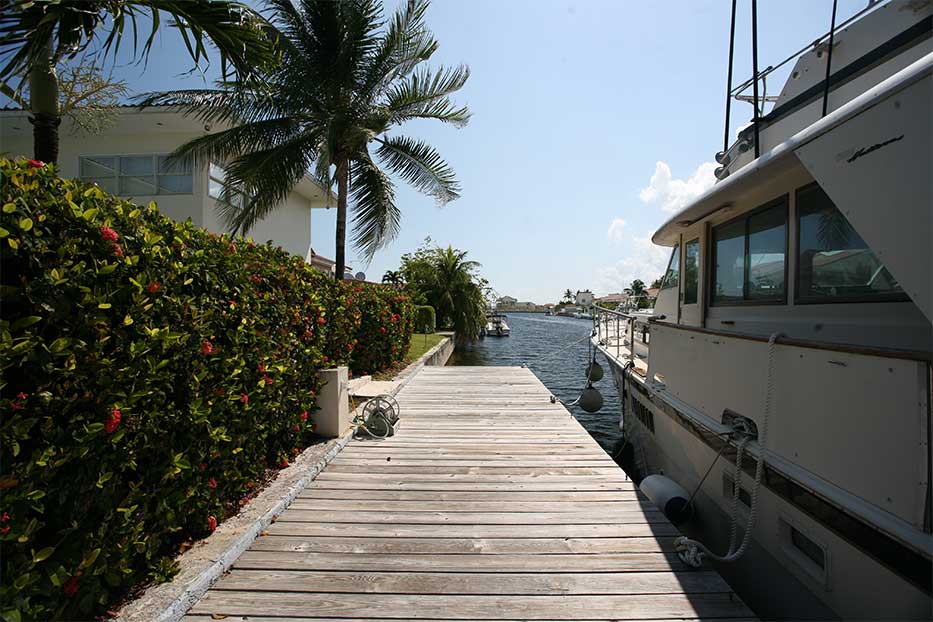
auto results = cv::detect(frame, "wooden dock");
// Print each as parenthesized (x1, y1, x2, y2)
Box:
(185, 366, 755, 621)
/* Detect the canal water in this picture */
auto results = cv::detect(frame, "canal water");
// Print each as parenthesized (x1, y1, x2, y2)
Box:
(447, 312, 623, 456)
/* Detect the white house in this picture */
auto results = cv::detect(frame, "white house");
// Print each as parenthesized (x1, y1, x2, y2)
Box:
(575, 289, 594, 307)
(0, 106, 332, 261)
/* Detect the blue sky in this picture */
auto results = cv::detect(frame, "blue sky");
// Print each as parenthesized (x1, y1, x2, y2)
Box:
(14, 0, 864, 302)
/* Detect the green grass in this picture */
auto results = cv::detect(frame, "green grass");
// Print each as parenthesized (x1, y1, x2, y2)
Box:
(374, 333, 445, 380)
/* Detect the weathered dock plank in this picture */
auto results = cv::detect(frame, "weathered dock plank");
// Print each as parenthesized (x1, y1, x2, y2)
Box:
(189, 366, 754, 621)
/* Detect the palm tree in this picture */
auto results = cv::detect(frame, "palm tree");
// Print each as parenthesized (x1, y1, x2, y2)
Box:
(141, 0, 470, 280)
(563, 289, 573, 303)
(0, 0, 275, 164)
(382, 270, 404, 287)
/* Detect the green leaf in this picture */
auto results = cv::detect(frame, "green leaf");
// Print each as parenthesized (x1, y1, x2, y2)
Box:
(18, 218, 33, 232)
(2, 202, 16, 213)
(0, 228, 8, 239)
(79, 548, 101, 569)
(99, 264, 118, 275)
(48, 337, 70, 354)
(82, 208, 99, 221)
(33, 546, 55, 562)
(98, 303, 112, 309)
(11, 316, 41, 330)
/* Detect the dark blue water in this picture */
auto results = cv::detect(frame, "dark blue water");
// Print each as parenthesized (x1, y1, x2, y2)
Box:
(447, 312, 622, 454)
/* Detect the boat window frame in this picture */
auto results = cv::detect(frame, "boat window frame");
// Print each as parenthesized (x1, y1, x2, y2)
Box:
(709, 194, 789, 307)
(660, 244, 681, 291)
(793, 182, 910, 305)
(683, 237, 700, 305)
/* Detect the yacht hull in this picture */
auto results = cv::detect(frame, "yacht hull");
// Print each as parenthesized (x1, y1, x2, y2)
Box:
(602, 350, 932, 620)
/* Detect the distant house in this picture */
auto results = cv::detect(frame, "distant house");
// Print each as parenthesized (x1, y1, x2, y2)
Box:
(575, 290, 594, 307)
(596, 292, 629, 306)
(497, 295, 518, 306)
(0, 106, 332, 260)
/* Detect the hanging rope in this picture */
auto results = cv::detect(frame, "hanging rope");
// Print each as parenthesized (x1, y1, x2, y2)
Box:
(675, 332, 782, 566)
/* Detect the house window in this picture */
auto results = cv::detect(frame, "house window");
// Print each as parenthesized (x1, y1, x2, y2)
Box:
(796, 184, 905, 303)
(209, 162, 250, 209)
(683, 238, 699, 304)
(711, 196, 787, 305)
(80, 155, 192, 196)
(660, 245, 680, 290)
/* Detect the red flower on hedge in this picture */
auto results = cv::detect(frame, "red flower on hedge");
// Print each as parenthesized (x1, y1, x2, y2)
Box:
(200, 341, 214, 356)
(9, 401, 22, 410)
(111, 243, 124, 258)
(100, 226, 119, 242)
(300, 410, 308, 421)
(317, 316, 326, 325)
(1, 512, 9, 522)
(208, 477, 217, 489)
(16, 392, 26, 400)
(0, 526, 9, 535)
(62, 576, 79, 597)
(278, 458, 289, 468)
(257, 363, 266, 373)
(104, 409, 121, 433)
(240, 393, 249, 404)
(262, 375, 273, 386)
(199, 463, 207, 471)
(292, 424, 300, 431)
(146, 281, 161, 294)
(207, 516, 218, 532)
(380, 327, 386, 334)
(27, 159, 45, 168)
(322, 355, 329, 363)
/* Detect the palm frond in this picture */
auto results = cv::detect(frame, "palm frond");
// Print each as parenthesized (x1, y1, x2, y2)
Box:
(385, 64, 470, 126)
(358, 0, 436, 102)
(215, 135, 314, 234)
(349, 150, 400, 260)
(168, 117, 309, 168)
(375, 135, 460, 205)
(135, 87, 282, 126)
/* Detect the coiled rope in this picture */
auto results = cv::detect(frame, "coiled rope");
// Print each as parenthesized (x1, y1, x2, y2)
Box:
(675, 332, 782, 566)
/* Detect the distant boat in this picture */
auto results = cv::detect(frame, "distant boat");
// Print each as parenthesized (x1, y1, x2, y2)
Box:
(485, 313, 510, 337)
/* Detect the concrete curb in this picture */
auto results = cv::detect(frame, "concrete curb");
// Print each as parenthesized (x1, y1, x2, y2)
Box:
(116, 430, 352, 622)
(116, 334, 453, 621)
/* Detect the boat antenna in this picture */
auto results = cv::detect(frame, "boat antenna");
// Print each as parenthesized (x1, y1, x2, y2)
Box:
(821, 0, 839, 117)
(751, 0, 760, 159)
(722, 0, 737, 154)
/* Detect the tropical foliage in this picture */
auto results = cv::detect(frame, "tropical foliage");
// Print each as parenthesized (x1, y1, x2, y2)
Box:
(141, 0, 470, 279)
(0, 158, 413, 620)
(400, 240, 485, 342)
(413, 305, 436, 333)
(0, 0, 275, 163)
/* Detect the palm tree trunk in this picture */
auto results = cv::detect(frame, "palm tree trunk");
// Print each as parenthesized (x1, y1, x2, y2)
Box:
(28, 39, 60, 164)
(334, 159, 348, 281)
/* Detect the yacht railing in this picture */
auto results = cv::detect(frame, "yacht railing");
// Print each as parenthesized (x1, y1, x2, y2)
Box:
(592, 307, 652, 367)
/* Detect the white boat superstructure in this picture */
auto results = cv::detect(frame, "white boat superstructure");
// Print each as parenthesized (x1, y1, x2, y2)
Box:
(595, 2, 931, 619)
(485, 313, 511, 337)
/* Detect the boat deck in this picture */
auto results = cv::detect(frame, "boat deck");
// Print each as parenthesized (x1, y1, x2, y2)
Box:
(184, 366, 755, 621)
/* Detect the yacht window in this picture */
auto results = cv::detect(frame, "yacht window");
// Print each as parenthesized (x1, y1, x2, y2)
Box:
(747, 205, 786, 301)
(683, 238, 699, 304)
(796, 184, 905, 303)
(660, 245, 680, 290)
(711, 220, 745, 304)
(711, 196, 788, 305)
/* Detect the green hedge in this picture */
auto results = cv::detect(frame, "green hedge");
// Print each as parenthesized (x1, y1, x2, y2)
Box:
(0, 158, 413, 620)
(413, 305, 436, 334)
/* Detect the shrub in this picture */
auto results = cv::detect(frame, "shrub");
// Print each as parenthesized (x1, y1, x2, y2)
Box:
(0, 159, 411, 620)
(413, 305, 436, 334)
(349, 284, 414, 376)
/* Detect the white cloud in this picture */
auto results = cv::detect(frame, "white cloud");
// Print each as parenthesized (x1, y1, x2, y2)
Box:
(639, 160, 717, 214)
(606, 218, 627, 242)
(595, 234, 672, 293)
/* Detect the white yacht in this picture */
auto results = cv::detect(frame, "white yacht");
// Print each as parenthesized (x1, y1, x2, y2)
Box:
(485, 313, 511, 337)
(594, 2, 931, 619)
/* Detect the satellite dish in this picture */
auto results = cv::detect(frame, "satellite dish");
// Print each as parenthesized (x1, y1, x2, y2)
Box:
(355, 272, 366, 281)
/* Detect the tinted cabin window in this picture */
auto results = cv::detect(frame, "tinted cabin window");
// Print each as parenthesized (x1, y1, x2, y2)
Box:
(661, 245, 680, 290)
(683, 239, 699, 304)
(747, 205, 786, 301)
(712, 220, 745, 304)
(711, 197, 788, 305)
(796, 184, 905, 303)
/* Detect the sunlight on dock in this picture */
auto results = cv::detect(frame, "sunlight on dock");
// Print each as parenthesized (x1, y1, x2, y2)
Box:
(185, 366, 755, 621)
